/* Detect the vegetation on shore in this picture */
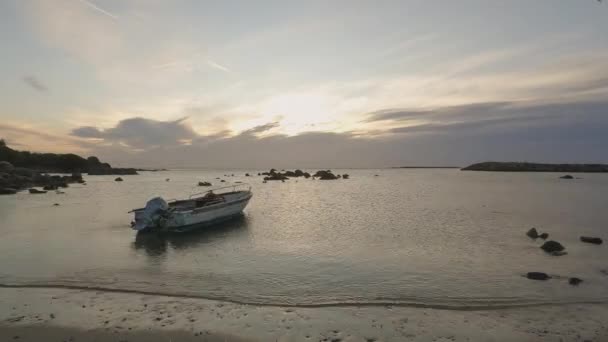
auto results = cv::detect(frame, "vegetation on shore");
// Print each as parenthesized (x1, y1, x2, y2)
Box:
(462, 162, 608, 172)
(0, 139, 137, 175)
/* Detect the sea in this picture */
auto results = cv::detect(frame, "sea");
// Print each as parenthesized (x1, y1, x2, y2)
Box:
(1, 169, 607, 309)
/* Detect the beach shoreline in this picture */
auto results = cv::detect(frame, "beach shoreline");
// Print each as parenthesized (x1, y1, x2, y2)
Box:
(2, 288, 607, 341)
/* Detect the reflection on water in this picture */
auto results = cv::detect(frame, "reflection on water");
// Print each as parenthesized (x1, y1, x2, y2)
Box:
(132, 214, 250, 259)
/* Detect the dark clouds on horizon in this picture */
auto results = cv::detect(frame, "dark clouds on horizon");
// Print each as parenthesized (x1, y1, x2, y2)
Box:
(58, 99, 608, 168)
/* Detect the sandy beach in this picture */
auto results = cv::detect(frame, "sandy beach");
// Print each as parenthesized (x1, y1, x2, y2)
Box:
(1, 287, 607, 341)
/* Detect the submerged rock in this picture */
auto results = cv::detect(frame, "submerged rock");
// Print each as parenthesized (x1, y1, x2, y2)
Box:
(0, 187, 17, 195)
(580, 236, 603, 245)
(526, 228, 539, 239)
(569, 277, 583, 286)
(526, 272, 550, 280)
(115, 177, 123, 182)
(560, 175, 574, 179)
(540, 240, 565, 255)
(28, 188, 47, 194)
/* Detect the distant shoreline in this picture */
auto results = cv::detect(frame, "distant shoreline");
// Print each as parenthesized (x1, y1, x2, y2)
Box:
(392, 166, 460, 169)
(462, 162, 608, 173)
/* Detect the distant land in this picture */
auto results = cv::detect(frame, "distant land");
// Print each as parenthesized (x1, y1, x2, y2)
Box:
(392, 166, 460, 169)
(462, 162, 608, 172)
(0, 140, 137, 175)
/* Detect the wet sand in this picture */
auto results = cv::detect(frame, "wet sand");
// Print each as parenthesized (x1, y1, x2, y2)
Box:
(1, 287, 608, 341)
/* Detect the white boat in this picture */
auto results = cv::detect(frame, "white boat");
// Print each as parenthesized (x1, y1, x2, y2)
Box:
(129, 184, 252, 233)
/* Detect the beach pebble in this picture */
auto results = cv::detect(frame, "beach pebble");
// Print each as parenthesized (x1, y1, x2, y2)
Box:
(580, 236, 603, 245)
(527, 272, 550, 281)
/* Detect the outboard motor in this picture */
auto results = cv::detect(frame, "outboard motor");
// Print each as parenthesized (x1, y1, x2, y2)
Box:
(133, 197, 169, 231)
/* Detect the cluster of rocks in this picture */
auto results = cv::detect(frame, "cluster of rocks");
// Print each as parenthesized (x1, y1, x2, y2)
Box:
(198, 181, 212, 187)
(261, 169, 310, 181)
(313, 170, 350, 180)
(525, 227, 604, 285)
(257, 169, 351, 181)
(0, 161, 85, 195)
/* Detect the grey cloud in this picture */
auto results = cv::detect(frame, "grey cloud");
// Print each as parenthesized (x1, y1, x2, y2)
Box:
(22, 76, 48, 92)
(70, 117, 199, 149)
(71, 126, 104, 138)
(239, 122, 280, 136)
(65, 99, 608, 168)
(366, 102, 511, 123)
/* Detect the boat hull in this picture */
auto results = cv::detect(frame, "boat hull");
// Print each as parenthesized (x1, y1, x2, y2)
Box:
(133, 191, 252, 233)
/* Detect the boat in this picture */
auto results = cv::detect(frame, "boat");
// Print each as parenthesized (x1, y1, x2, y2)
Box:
(129, 184, 252, 233)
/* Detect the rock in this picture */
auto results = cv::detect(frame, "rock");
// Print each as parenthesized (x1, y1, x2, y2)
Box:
(53, 203, 60, 206)
(342, 174, 350, 179)
(526, 228, 539, 239)
(313, 170, 339, 180)
(220, 179, 226, 183)
(198, 182, 212, 187)
(115, 177, 123, 182)
(245, 173, 250, 177)
(0, 187, 17, 195)
(560, 175, 574, 179)
(28, 188, 47, 194)
(43, 185, 58, 191)
(0, 161, 15, 172)
(166, 178, 170, 182)
(540, 240, 565, 254)
(526, 272, 550, 280)
(539, 233, 549, 239)
(569, 277, 583, 286)
(580, 236, 603, 245)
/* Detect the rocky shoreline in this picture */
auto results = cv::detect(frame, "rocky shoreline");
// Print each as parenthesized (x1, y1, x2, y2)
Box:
(0, 161, 85, 195)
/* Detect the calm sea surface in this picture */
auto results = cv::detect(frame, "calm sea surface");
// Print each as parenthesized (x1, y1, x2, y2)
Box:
(1, 169, 607, 308)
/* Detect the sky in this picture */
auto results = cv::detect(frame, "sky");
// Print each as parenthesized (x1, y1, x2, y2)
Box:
(0, 0, 607, 168)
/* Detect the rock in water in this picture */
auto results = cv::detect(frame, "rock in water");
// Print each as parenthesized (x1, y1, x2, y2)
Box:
(28, 188, 47, 194)
(198, 181, 212, 187)
(538, 233, 549, 239)
(560, 175, 574, 179)
(527, 272, 550, 280)
(0, 187, 17, 195)
(526, 228, 539, 239)
(115, 177, 123, 182)
(569, 277, 583, 286)
(0, 161, 15, 172)
(540, 240, 565, 254)
(580, 236, 603, 245)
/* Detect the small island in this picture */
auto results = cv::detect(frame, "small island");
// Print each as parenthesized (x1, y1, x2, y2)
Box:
(462, 162, 608, 172)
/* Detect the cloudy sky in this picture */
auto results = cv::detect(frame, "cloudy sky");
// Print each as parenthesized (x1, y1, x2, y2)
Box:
(1, 0, 607, 168)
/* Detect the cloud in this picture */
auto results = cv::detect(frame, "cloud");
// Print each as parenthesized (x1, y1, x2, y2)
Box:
(58, 97, 608, 168)
(78, 0, 118, 20)
(22, 76, 48, 92)
(239, 122, 280, 136)
(71, 117, 199, 149)
(207, 60, 232, 73)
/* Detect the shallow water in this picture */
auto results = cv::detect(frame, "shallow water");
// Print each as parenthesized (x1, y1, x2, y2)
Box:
(1, 169, 607, 308)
